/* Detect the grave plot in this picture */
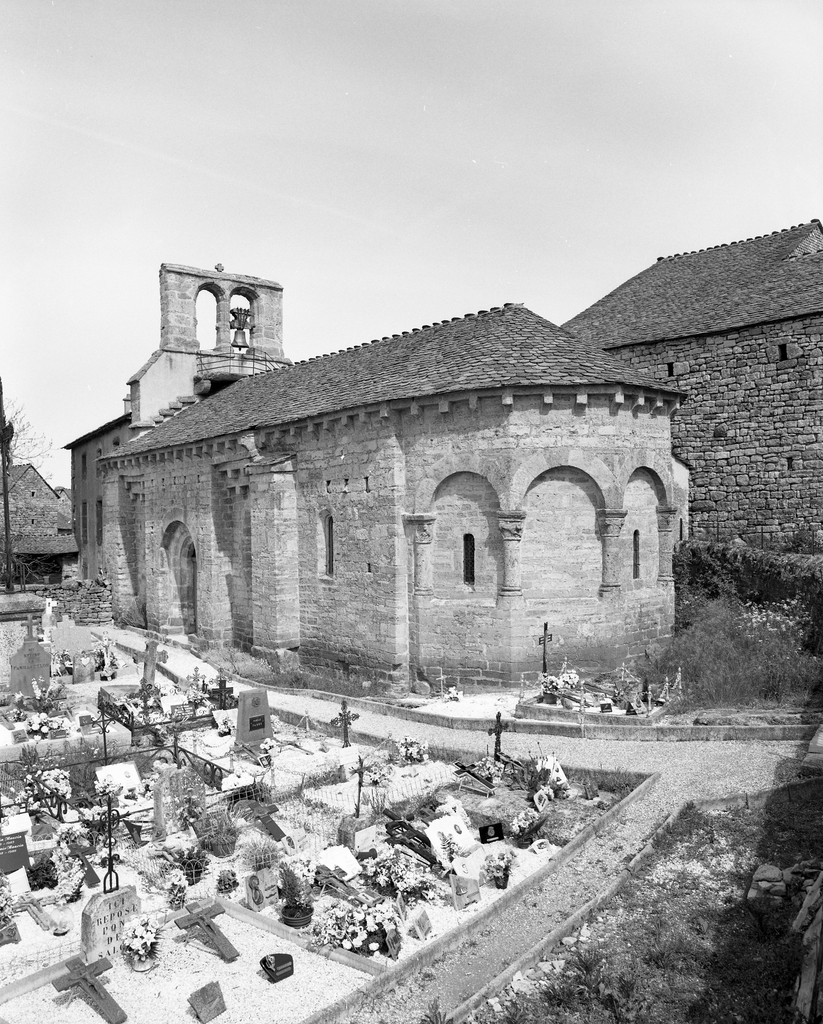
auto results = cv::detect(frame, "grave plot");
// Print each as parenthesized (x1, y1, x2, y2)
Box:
(0, 696, 647, 1024)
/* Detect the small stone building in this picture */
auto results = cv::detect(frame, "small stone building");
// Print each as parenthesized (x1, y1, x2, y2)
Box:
(0, 464, 77, 583)
(564, 220, 823, 544)
(101, 265, 686, 686)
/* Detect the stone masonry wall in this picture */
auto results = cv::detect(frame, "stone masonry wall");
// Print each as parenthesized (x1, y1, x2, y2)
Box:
(32, 577, 113, 625)
(609, 313, 823, 543)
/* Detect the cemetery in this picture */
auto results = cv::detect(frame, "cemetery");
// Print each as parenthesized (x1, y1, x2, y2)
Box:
(0, 611, 647, 1024)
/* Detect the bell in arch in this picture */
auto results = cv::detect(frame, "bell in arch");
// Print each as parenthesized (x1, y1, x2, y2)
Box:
(229, 305, 251, 350)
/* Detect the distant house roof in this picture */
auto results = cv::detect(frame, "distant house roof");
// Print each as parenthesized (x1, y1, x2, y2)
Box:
(110, 304, 678, 458)
(55, 512, 73, 532)
(13, 535, 78, 555)
(563, 220, 823, 349)
(64, 413, 131, 450)
(3, 463, 60, 500)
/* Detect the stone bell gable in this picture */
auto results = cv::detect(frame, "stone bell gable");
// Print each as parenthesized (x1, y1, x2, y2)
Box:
(102, 298, 686, 687)
(564, 220, 823, 544)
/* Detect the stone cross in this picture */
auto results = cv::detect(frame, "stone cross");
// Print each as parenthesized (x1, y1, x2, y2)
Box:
(175, 901, 239, 962)
(135, 639, 168, 689)
(330, 698, 359, 748)
(208, 672, 234, 711)
(487, 711, 509, 762)
(52, 957, 127, 1024)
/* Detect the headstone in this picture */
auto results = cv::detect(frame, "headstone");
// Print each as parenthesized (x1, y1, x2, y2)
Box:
(52, 958, 126, 1024)
(479, 822, 505, 844)
(2, 812, 32, 838)
(234, 689, 273, 747)
(10, 726, 27, 744)
(6, 866, 31, 897)
(73, 653, 96, 685)
(153, 763, 206, 837)
(260, 953, 294, 984)
(9, 621, 51, 701)
(353, 824, 377, 854)
(188, 981, 227, 1022)
(160, 693, 187, 718)
(410, 907, 433, 940)
(452, 847, 488, 883)
(81, 886, 141, 962)
(450, 873, 481, 911)
(385, 926, 402, 959)
(0, 832, 30, 874)
(244, 867, 278, 911)
(394, 891, 407, 922)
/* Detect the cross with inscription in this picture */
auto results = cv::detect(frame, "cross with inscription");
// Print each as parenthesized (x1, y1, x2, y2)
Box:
(208, 671, 234, 711)
(174, 900, 240, 961)
(52, 957, 127, 1024)
(487, 710, 510, 762)
(330, 698, 359, 748)
(537, 621, 553, 675)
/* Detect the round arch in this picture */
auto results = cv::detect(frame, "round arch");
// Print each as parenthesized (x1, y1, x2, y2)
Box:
(615, 451, 674, 506)
(415, 454, 507, 513)
(510, 449, 618, 509)
(160, 520, 198, 635)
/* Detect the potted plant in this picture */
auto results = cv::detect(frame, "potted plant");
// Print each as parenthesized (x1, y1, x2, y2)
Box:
(177, 842, 209, 885)
(279, 860, 314, 928)
(484, 847, 515, 889)
(202, 807, 242, 858)
(120, 914, 161, 972)
(216, 868, 238, 894)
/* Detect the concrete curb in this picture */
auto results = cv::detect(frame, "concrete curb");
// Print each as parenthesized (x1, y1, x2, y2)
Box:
(297, 772, 660, 1024)
(447, 775, 823, 1022)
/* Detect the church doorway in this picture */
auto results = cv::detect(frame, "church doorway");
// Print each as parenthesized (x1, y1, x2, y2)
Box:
(161, 521, 198, 636)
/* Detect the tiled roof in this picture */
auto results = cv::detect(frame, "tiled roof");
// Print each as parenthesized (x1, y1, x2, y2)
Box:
(13, 535, 78, 555)
(563, 221, 823, 348)
(112, 304, 676, 457)
(64, 413, 131, 449)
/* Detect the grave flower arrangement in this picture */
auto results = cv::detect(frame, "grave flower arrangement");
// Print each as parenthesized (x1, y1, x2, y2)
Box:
(484, 847, 515, 886)
(365, 756, 393, 787)
(311, 898, 399, 957)
(92, 633, 119, 673)
(506, 808, 540, 839)
(55, 821, 90, 853)
(120, 914, 161, 964)
(473, 756, 505, 785)
(25, 712, 64, 738)
(216, 868, 238, 894)
(94, 777, 124, 801)
(215, 713, 233, 737)
(53, 847, 85, 903)
(541, 660, 580, 697)
(15, 677, 65, 717)
(38, 767, 72, 801)
(358, 844, 440, 904)
(397, 735, 429, 764)
(258, 737, 277, 758)
(166, 868, 188, 909)
(0, 872, 13, 928)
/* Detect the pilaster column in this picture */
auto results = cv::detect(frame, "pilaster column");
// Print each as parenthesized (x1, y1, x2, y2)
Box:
(656, 506, 678, 582)
(497, 510, 527, 596)
(215, 296, 231, 351)
(404, 514, 436, 595)
(598, 508, 628, 591)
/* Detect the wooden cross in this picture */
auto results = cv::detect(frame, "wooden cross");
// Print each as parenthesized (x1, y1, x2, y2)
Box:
(135, 638, 168, 689)
(537, 621, 552, 675)
(351, 755, 366, 818)
(68, 842, 101, 887)
(175, 900, 239, 962)
(208, 672, 234, 711)
(16, 894, 54, 931)
(330, 698, 359, 748)
(487, 711, 510, 762)
(52, 957, 126, 1024)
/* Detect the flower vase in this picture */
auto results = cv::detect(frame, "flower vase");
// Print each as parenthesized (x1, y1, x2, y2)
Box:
(132, 957, 155, 973)
(281, 907, 313, 929)
(494, 871, 510, 889)
(50, 903, 74, 936)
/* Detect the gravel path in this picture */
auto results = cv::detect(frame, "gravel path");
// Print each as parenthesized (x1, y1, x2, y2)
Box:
(95, 630, 812, 1023)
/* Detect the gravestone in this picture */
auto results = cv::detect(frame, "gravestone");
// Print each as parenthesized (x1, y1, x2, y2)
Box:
(73, 653, 96, 685)
(479, 822, 505, 844)
(449, 873, 481, 911)
(244, 867, 278, 911)
(410, 907, 433, 940)
(188, 981, 227, 1022)
(153, 763, 206, 838)
(8, 620, 51, 701)
(0, 832, 30, 874)
(81, 886, 140, 962)
(234, 689, 272, 748)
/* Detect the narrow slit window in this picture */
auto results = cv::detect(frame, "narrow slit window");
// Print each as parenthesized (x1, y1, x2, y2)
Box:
(324, 515, 334, 576)
(666, 362, 674, 377)
(463, 533, 476, 586)
(632, 530, 640, 579)
(778, 343, 788, 361)
(96, 500, 103, 545)
(679, 518, 684, 542)
(364, 476, 370, 493)
(786, 456, 794, 472)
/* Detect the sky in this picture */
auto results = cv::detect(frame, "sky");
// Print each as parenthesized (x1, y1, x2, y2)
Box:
(1, 0, 822, 486)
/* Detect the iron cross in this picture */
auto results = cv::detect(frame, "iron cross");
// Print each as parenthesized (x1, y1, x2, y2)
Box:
(175, 900, 239, 961)
(536, 622, 553, 675)
(487, 710, 510, 762)
(52, 957, 126, 1024)
(330, 698, 359, 748)
(208, 671, 234, 711)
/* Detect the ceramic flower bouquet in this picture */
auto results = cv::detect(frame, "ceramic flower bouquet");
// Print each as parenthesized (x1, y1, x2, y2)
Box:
(120, 915, 161, 964)
(311, 899, 399, 957)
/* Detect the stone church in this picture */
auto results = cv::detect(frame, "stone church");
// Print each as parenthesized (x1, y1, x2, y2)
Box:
(97, 264, 687, 687)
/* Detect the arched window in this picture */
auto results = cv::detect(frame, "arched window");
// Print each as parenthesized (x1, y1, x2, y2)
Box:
(632, 530, 640, 579)
(324, 516, 334, 577)
(463, 533, 475, 585)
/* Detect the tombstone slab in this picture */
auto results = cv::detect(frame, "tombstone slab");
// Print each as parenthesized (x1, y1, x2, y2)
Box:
(9, 620, 51, 700)
(81, 885, 141, 962)
(153, 763, 206, 838)
(244, 867, 278, 912)
(234, 689, 273, 747)
(73, 653, 96, 685)
(188, 981, 227, 1022)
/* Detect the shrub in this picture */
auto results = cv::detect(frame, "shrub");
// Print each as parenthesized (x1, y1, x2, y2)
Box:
(27, 850, 58, 890)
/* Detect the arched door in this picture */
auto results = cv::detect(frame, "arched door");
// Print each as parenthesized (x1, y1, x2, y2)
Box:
(161, 522, 198, 636)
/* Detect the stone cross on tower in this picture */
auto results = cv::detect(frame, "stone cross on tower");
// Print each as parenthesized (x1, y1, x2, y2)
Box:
(330, 698, 359, 748)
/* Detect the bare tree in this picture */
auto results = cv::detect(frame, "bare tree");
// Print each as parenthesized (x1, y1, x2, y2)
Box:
(4, 399, 53, 476)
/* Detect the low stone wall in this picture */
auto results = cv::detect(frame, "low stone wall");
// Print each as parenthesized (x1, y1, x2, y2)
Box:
(32, 578, 113, 626)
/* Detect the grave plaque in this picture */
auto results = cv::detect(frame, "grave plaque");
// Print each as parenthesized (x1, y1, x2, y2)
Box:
(188, 981, 227, 1022)
(410, 907, 433, 940)
(385, 927, 402, 960)
(153, 763, 207, 837)
(353, 824, 378, 854)
(7, 866, 30, 896)
(234, 689, 273, 747)
(8, 623, 51, 700)
(479, 822, 505, 844)
(11, 727, 27, 744)
(244, 867, 279, 912)
(0, 832, 30, 874)
(452, 847, 488, 884)
(449, 873, 481, 911)
(81, 886, 141, 962)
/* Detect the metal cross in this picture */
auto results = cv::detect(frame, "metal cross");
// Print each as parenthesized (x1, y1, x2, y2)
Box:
(52, 957, 126, 1024)
(95, 795, 121, 894)
(330, 698, 359, 748)
(174, 900, 239, 962)
(536, 621, 553, 675)
(208, 672, 234, 711)
(487, 711, 510, 762)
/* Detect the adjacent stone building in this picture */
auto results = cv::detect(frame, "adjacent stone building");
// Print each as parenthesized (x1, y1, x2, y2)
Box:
(100, 266, 686, 686)
(564, 220, 823, 544)
(0, 464, 77, 583)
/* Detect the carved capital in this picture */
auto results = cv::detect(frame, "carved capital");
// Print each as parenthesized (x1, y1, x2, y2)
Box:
(656, 506, 679, 533)
(497, 510, 527, 542)
(404, 513, 436, 545)
(597, 508, 628, 539)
